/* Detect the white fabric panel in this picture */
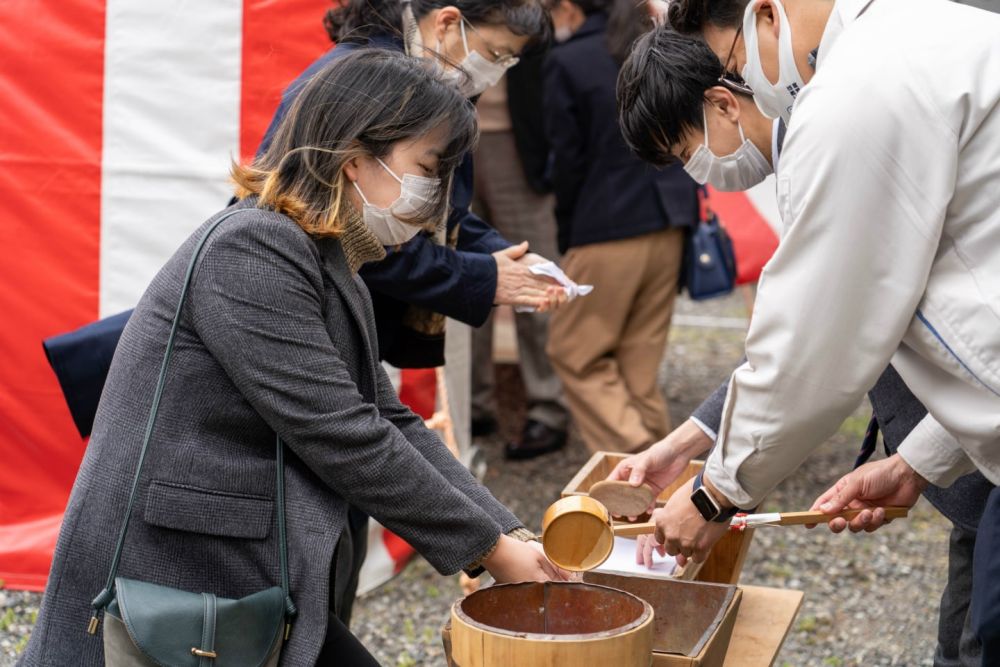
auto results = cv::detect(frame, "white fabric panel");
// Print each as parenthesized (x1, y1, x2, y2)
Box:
(444, 318, 472, 457)
(745, 174, 782, 234)
(356, 519, 398, 597)
(100, 0, 243, 315)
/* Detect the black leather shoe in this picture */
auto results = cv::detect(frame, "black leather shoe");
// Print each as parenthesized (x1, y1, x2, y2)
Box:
(505, 420, 567, 460)
(471, 415, 498, 438)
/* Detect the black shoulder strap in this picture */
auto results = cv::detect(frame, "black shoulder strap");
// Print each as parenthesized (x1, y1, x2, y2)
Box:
(89, 208, 295, 634)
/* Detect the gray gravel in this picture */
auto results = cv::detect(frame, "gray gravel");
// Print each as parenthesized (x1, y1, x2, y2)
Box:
(1, 292, 954, 666)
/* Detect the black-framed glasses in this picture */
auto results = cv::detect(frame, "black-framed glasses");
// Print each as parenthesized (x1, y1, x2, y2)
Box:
(714, 25, 753, 96)
(462, 18, 520, 68)
(722, 25, 745, 83)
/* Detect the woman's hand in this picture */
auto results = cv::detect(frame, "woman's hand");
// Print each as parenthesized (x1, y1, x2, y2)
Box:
(493, 242, 567, 312)
(608, 419, 714, 518)
(482, 534, 572, 584)
(809, 454, 927, 533)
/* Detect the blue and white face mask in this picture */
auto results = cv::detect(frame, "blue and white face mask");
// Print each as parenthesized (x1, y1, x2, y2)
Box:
(741, 0, 807, 125)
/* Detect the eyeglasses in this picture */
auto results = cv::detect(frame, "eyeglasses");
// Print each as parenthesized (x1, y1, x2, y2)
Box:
(722, 25, 746, 86)
(462, 18, 520, 68)
(718, 71, 754, 96)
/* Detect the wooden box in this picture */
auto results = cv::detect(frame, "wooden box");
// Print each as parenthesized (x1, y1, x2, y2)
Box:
(583, 572, 741, 667)
(561, 452, 756, 585)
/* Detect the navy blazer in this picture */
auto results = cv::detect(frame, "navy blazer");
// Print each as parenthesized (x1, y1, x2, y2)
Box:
(261, 36, 510, 366)
(543, 13, 698, 254)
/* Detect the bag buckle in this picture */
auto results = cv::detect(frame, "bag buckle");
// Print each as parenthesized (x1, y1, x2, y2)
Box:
(191, 647, 218, 659)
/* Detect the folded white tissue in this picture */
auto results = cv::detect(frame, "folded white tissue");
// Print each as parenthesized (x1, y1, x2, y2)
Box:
(514, 261, 594, 313)
(592, 537, 679, 578)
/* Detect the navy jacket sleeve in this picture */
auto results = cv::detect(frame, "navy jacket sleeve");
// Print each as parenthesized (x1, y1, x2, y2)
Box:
(542, 53, 587, 254)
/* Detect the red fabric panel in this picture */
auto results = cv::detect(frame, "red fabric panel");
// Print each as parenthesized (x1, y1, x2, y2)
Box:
(240, 0, 335, 161)
(382, 529, 416, 574)
(707, 187, 779, 285)
(0, 0, 105, 589)
(398, 369, 438, 420)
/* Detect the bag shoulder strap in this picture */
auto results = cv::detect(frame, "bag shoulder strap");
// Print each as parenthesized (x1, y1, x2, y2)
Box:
(89, 208, 296, 634)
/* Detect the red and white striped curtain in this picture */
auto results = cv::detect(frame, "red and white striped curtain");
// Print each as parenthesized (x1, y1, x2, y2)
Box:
(0, 0, 778, 593)
(0, 0, 418, 593)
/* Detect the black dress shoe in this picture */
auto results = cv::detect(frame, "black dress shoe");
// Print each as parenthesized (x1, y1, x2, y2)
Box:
(471, 415, 498, 438)
(505, 419, 567, 460)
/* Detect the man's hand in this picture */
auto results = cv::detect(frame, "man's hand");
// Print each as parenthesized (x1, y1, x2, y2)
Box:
(493, 242, 567, 312)
(809, 454, 927, 534)
(651, 475, 731, 568)
(608, 419, 714, 517)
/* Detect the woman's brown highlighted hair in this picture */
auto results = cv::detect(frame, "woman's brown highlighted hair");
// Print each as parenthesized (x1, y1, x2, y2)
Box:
(233, 48, 478, 237)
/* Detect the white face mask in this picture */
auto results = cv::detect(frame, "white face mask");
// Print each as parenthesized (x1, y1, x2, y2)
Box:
(439, 19, 516, 98)
(683, 108, 773, 192)
(352, 157, 441, 246)
(741, 0, 805, 124)
(554, 25, 574, 43)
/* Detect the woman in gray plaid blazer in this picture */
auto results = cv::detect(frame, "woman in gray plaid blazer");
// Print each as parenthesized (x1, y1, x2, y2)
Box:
(21, 50, 562, 666)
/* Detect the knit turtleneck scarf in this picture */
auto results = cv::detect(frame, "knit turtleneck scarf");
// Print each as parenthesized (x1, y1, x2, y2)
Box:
(338, 204, 386, 274)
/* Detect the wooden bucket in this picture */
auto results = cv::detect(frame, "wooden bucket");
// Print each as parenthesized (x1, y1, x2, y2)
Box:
(450, 582, 654, 667)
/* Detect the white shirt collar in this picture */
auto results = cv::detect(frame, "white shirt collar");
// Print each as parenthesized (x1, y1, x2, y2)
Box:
(816, 0, 874, 69)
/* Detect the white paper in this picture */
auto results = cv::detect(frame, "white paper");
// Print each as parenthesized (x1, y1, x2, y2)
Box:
(514, 261, 594, 313)
(593, 537, 678, 578)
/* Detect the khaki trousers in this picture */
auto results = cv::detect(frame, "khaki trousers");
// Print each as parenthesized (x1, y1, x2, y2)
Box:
(470, 130, 568, 430)
(547, 228, 684, 453)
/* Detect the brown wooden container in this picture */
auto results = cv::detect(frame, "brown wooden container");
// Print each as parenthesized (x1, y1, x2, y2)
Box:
(449, 581, 654, 667)
(584, 572, 742, 667)
(561, 452, 757, 585)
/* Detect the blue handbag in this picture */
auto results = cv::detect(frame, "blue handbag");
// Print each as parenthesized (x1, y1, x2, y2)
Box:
(684, 187, 737, 301)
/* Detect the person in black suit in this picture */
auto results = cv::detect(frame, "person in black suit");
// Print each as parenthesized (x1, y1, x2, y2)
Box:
(543, 0, 699, 455)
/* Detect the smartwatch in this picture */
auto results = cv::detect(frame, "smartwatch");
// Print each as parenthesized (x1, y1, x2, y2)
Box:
(690, 470, 741, 523)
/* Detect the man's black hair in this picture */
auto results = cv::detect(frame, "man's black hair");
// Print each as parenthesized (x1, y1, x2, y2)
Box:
(616, 26, 724, 166)
(666, 0, 748, 35)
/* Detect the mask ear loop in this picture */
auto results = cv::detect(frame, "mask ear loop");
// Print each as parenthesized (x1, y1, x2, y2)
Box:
(374, 157, 404, 184)
(702, 106, 710, 149)
(459, 18, 471, 57)
(705, 101, 749, 154)
(351, 180, 370, 205)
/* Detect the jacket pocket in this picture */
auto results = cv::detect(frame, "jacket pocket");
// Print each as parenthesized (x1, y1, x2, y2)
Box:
(143, 480, 274, 539)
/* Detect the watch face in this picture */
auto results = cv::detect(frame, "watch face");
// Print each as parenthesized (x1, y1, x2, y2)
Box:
(691, 487, 721, 522)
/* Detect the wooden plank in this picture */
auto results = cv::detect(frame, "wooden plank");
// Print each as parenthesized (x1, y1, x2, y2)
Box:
(722, 585, 803, 667)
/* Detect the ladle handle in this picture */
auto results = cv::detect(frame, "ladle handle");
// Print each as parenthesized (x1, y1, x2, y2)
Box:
(776, 506, 910, 525)
(611, 521, 657, 537)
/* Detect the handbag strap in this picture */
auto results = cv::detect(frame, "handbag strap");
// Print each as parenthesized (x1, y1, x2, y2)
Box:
(89, 209, 296, 635)
(697, 184, 714, 223)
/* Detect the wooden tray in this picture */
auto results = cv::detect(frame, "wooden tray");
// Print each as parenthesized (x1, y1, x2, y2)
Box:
(584, 572, 740, 667)
(562, 452, 757, 585)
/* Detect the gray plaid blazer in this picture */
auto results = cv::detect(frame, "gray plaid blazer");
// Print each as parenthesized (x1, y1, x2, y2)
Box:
(21, 201, 521, 666)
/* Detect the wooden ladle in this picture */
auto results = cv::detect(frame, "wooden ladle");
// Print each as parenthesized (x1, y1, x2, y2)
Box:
(539, 495, 910, 572)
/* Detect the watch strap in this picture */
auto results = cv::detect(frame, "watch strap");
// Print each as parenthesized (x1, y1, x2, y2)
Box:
(693, 470, 743, 523)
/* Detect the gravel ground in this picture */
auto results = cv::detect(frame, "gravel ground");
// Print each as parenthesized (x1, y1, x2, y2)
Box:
(1, 292, 953, 666)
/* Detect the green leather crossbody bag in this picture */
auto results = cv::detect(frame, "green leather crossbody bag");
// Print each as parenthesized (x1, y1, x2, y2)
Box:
(87, 210, 296, 666)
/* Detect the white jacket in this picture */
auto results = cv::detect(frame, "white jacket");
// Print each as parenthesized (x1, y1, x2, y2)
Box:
(706, 0, 1000, 508)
